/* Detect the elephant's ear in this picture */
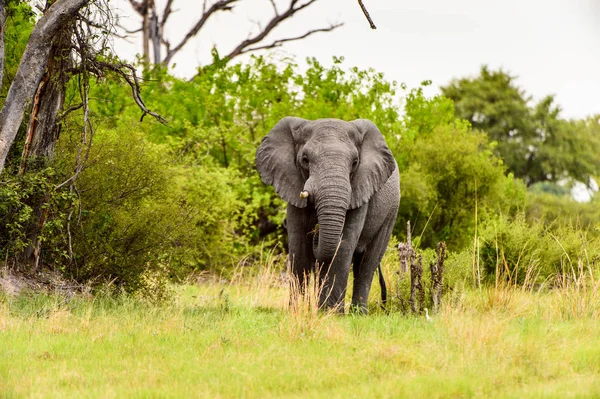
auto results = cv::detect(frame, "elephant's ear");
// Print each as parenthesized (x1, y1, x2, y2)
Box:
(350, 119, 397, 209)
(256, 117, 309, 208)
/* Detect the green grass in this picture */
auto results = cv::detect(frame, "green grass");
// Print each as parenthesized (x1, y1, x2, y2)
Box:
(1, 278, 600, 398)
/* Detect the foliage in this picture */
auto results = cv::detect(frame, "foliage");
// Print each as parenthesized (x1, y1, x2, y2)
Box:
(397, 85, 526, 248)
(87, 55, 405, 250)
(0, 167, 75, 263)
(2, 40, 598, 294)
(52, 125, 248, 291)
(0, 0, 35, 100)
(527, 190, 600, 230)
(477, 214, 600, 284)
(442, 66, 600, 188)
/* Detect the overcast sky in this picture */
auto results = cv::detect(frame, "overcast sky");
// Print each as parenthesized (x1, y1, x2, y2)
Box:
(113, 0, 600, 120)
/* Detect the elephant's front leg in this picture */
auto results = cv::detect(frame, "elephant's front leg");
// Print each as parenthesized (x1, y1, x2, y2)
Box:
(286, 204, 317, 292)
(318, 206, 368, 311)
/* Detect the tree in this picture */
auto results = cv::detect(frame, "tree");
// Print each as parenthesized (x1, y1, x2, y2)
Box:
(0, 0, 92, 174)
(0, 0, 166, 176)
(0, 0, 6, 88)
(441, 66, 600, 189)
(120, 0, 343, 69)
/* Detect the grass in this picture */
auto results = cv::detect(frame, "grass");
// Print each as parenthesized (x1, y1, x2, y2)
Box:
(1, 268, 600, 398)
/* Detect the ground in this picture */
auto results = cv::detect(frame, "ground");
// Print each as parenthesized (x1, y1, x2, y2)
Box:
(1, 269, 599, 398)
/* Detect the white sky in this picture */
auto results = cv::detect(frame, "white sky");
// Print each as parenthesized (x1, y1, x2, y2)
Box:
(112, 0, 600, 120)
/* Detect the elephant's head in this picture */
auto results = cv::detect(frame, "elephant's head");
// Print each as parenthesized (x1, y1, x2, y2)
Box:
(256, 117, 396, 262)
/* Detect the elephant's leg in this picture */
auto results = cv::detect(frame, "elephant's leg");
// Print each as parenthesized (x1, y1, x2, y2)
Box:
(318, 206, 368, 312)
(286, 204, 317, 293)
(351, 212, 396, 314)
(349, 251, 365, 313)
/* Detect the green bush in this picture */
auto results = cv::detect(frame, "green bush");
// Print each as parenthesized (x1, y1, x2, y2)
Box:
(397, 87, 526, 249)
(51, 125, 249, 292)
(0, 167, 76, 264)
(477, 214, 600, 285)
(527, 191, 600, 232)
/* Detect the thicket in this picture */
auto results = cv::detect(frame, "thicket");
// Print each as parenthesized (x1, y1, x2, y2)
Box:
(1, 6, 598, 294)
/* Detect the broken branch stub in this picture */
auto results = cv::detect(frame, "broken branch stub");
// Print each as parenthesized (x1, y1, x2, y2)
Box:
(430, 242, 446, 312)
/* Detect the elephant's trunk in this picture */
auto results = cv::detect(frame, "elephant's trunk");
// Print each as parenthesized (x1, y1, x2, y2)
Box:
(313, 171, 350, 264)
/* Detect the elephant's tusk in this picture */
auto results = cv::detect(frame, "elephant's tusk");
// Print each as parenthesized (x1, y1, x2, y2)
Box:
(300, 190, 310, 199)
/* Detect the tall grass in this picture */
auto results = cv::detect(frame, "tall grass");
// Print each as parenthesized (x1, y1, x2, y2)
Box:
(2, 239, 600, 397)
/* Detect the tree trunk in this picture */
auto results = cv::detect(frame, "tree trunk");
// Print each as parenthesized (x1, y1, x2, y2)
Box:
(150, 9, 160, 64)
(20, 25, 72, 169)
(141, 0, 151, 64)
(0, 0, 6, 90)
(0, 0, 90, 175)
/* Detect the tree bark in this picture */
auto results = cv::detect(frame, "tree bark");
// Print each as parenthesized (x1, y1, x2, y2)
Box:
(141, 0, 150, 64)
(150, 9, 160, 64)
(410, 253, 424, 313)
(21, 25, 72, 169)
(0, 0, 6, 90)
(0, 0, 91, 175)
(430, 242, 446, 312)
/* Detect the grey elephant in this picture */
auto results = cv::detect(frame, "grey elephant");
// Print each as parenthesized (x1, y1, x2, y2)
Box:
(256, 117, 400, 313)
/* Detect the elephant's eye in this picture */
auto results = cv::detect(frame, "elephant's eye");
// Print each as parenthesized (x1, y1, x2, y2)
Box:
(352, 158, 359, 171)
(301, 154, 309, 168)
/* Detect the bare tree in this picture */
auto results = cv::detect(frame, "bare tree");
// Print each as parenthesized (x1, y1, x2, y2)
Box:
(121, 0, 343, 69)
(0, 0, 166, 176)
(0, 0, 92, 174)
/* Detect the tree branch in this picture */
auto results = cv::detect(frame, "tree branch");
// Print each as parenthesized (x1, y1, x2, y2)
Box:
(162, 0, 241, 65)
(225, 0, 331, 61)
(128, 0, 147, 16)
(357, 0, 376, 29)
(238, 22, 343, 56)
(95, 61, 167, 124)
(161, 0, 174, 25)
(268, 0, 278, 16)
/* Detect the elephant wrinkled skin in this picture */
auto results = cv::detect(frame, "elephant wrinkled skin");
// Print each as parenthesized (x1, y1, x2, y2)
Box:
(255, 117, 400, 313)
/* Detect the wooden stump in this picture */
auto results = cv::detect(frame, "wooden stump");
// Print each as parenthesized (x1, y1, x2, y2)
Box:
(430, 242, 446, 312)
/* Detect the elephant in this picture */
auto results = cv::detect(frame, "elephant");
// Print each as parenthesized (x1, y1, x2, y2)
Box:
(255, 117, 400, 313)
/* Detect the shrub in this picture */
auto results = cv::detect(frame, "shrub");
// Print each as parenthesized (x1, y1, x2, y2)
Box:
(51, 125, 248, 292)
(477, 214, 600, 285)
(0, 167, 76, 265)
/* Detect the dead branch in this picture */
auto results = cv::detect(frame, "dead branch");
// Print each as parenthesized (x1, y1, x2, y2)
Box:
(357, 0, 376, 29)
(128, 0, 148, 16)
(94, 60, 168, 124)
(161, 0, 174, 25)
(398, 221, 425, 313)
(430, 242, 446, 312)
(237, 23, 343, 56)
(120, 0, 340, 72)
(224, 0, 339, 62)
(58, 103, 84, 121)
(410, 253, 424, 313)
(268, 0, 278, 15)
(162, 0, 241, 65)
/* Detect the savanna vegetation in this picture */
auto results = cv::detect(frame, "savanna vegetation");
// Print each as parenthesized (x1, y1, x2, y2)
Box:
(1, 1, 600, 397)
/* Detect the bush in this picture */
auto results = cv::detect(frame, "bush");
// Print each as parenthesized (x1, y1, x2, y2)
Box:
(51, 125, 248, 292)
(0, 167, 76, 265)
(398, 96, 525, 249)
(477, 214, 600, 285)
